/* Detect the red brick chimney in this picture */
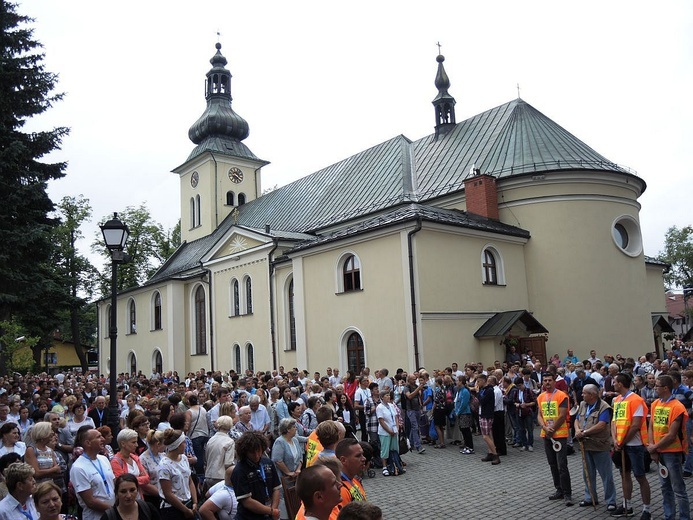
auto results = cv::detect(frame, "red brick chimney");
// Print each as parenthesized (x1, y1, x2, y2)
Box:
(464, 172, 499, 220)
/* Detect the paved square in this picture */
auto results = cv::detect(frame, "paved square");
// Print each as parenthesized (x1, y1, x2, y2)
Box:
(364, 433, 676, 519)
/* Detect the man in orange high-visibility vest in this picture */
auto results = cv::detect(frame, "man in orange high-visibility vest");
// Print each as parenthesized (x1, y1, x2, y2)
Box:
(611, 372, 651, 519)
(537, 372, 573, 506)
(647, 374, 689, 520)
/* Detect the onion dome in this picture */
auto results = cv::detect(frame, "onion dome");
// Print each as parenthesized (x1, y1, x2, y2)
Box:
(187, 43, 258, 161)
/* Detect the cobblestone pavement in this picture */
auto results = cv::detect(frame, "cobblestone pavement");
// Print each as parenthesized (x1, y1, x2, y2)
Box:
(363, 431, 681, 520)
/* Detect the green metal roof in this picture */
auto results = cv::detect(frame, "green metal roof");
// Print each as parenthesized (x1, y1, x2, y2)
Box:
(152, 98, 641, 283)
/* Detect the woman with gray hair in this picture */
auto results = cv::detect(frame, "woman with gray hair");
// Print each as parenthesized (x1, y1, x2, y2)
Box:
(271, 418, 302, 520)
(204, 415, 236, 490)
(109, 428, 154, 497)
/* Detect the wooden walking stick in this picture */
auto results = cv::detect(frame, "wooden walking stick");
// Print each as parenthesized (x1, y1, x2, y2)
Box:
(578, 438, 597, 511)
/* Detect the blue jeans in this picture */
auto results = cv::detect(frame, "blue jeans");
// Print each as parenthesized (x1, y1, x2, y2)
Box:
(406, 409, 422, 450)
(683, 417, 693, 473)
(659, 451, 690, 520)
(518, 414, 534, 447)
(583, 449, 616, 506)
(191, 435, 208, 476)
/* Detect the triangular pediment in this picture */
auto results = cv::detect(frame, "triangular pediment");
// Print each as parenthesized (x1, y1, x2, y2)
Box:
(211, 231, 265, 260)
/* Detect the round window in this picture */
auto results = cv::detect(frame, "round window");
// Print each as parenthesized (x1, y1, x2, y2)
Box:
(612, 223, 628, 249)
(611, 216, 642, 257)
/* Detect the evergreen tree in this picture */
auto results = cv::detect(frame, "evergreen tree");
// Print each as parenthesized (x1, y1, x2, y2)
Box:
(0, 2, 69, 371)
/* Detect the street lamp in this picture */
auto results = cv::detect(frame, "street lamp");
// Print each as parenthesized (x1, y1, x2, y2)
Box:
(100, 213, 130, 443)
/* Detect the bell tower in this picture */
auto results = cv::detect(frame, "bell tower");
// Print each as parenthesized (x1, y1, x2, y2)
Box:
(432, 50, 457, 139)
(173, 43, 268, 242)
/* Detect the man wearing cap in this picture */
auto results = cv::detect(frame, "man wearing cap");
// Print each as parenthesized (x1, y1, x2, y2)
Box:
(647, 375, 689, 520)
(537, 372, 573, 506)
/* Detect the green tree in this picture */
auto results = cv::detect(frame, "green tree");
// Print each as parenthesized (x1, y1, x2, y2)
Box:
(93, 205, 181, 295)
(0, 2, 68, 373)
(0, 319, 37, 374)
(52, 195, 98, 372)
(658, 225, 693, 290)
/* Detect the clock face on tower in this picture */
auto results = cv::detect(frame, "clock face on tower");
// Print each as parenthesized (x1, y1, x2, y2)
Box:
(190, 171, 199, 188)
(228, 167, 244, 184)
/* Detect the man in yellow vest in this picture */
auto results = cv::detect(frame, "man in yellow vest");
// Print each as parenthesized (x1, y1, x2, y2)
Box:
(647, 374, 689, 520)
(611, 373, 651, 519)
(537, 372, 573, 506)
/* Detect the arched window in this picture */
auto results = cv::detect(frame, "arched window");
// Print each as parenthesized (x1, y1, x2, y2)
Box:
(128, 352, 137, 376)
(194, 285, 207, 355)
(245, 276, 253, 314)
(196, 194, 201, 228)
(480, 245, 506, 286)
(343, 254, 361, 292)
(226, 191, 235, 206)
(288, 279, 296, 350)
(190, 197, 196, 228)
(234, 344, 242, 374)
(231, 279, 240, 316)
(238, 193, 246, 206)
(482, 250, 497, 285)
(153, 350, 163, 374)
(247, 343, 254, 373)
(346, 332, 365, 375)
(128, 300, 137, 334)
(153, 292, 162, 330)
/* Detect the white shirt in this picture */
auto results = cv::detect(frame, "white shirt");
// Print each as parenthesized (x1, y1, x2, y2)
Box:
(70, 454, 116, 520)
(376, 402, 398, 436)
(208, 485, 238, 520)
(0, 441, 26, 458)
(493, 386, 504, 412)
(158, 455, 192, 504)
(0, 492, 39, 520)
(354, 387, 371, 408)
(249, 404, 271, 431)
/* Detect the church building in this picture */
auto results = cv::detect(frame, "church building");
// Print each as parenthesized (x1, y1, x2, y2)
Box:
(98, 43, 670, 377)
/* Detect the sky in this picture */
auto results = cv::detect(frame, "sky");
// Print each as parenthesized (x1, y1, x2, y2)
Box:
(21, 0, 693, 268)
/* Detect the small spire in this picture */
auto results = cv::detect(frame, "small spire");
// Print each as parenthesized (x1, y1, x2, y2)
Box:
(432, 45, 456, 137)
(517, 83, 521, 99)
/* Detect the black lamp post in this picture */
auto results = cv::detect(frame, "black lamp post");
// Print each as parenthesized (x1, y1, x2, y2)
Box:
(100, 213, 130, 442)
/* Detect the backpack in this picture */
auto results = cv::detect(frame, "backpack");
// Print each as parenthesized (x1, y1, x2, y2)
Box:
(387, 450, 404, 476)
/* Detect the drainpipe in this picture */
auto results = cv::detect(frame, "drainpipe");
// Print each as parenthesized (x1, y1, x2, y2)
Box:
(199, 261, 215, 372)
(407, 218, 423, 369)
(267, 225, 279, 370)
(210, 152, 219, 228)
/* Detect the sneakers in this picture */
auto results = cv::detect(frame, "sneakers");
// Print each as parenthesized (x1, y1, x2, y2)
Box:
(548, 490, 564, 501)
(639, 512, 651, 520)
(607, 505, 618, 512)
(523, 445, 534, 452)
(610, 506, 634, 517)
(564, 495, 574, 507)
(417, 446, 426, 454)
(460, 447, 474, 454)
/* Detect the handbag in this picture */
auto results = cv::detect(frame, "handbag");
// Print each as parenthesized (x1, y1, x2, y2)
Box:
(398, 432, 410, 454)
(387, 450, 404, 476)
(428, 420, 438, 441)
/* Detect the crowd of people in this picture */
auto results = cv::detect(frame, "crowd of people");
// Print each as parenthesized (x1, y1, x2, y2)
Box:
(0, 340, 690, 519)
